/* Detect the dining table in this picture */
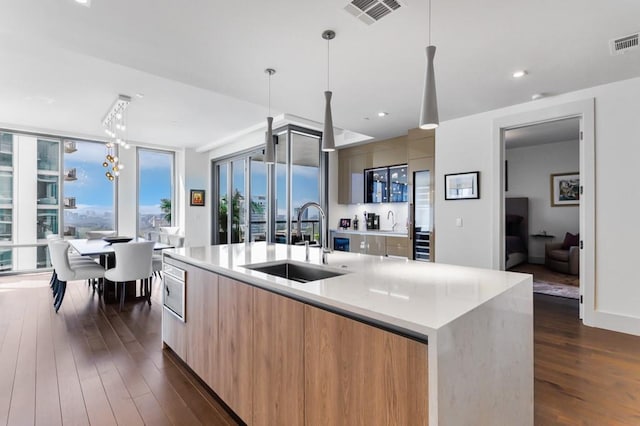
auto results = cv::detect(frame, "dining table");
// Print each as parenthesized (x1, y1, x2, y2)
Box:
(67, 237, 173, 304)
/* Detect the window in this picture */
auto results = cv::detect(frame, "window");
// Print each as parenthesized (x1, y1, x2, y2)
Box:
(0, 131, 119, 274)
(213, 125, 326, 246)
(0, 132, 13, 243)
(137, 149, 174, 238)
(63, 140, 116, 238)
(290, 131, 321, 243)
(249, 153, 267, 241)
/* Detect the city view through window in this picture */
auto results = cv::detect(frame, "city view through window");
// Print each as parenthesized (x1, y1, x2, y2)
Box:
(138, 149, 173, 238)
(63, 140, 115, 238)
(217, 129, 323, 245)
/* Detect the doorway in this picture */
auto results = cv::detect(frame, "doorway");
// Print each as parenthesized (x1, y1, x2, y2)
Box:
(503, 118, 581, 306)
(494, 98, 595, 322)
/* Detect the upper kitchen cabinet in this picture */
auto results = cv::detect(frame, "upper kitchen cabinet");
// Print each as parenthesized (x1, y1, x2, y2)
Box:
(389, 165, 408, 202)
(407, 128, 435, 160)
(365, 167, 388, 203)
(365, 165, 407, 203)
(338, 129, 433, 205)
(338, 152, 370, 204)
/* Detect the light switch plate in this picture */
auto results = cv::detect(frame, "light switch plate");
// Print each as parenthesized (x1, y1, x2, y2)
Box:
(456, 218, 463, 227)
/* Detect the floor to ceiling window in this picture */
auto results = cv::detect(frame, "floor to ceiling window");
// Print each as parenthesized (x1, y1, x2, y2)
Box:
(0, 130, 117, 273)
(290, 131, 321, 243)
(63, 139, 116, 238)
(137, 148, 174, 238)
(212, 125, 326, 246)
(0, 132, 13, 271)
(249, 152, 267, 241)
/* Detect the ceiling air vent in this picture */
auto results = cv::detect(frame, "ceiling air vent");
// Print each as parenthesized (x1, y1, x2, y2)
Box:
(344, 0, 403, 25)
(610, 33, 639, 55)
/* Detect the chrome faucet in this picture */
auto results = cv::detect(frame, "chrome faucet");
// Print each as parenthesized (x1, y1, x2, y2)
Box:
(387, 210, 396, 231)
(296, 201, 331, 264)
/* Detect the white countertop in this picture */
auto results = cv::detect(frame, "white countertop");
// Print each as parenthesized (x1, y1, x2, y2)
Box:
(164, 242, 531, 338)
(330, 228, 409, 237)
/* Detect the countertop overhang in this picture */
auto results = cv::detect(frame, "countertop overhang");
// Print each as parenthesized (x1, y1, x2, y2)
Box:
(163, 242, 531, 338)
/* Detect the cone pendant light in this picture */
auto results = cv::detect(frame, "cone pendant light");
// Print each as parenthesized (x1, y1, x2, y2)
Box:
(321, 30, 336, 152)
(419, 0, 439, 129)
(264, 68, 276, 164)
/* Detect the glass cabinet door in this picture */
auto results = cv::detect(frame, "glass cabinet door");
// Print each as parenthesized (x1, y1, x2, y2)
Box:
(389, 165, 408, 202)
(365, 167, 388, 203)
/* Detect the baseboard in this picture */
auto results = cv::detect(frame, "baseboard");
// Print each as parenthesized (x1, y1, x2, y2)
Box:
(584, 310, 640, 337)
(528, 257, 544, 265)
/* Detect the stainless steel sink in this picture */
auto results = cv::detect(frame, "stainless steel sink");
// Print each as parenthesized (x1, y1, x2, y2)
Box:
(243, 261, 346, 283)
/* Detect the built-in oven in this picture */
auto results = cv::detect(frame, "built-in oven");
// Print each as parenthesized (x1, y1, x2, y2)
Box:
(163, 263, 186, 322)
(333, 235, 350, 252)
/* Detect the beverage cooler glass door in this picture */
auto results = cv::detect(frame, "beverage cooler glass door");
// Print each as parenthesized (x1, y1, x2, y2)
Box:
(413, 170, 431, 261)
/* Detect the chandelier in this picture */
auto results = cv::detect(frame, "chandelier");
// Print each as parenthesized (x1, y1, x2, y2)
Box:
(101, 94, 131, 180)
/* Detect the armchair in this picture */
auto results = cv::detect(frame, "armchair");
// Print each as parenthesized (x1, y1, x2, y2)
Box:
(545, 242, 579, 275)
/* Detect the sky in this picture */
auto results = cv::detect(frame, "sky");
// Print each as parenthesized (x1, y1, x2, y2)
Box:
(65, 142, 172, 214)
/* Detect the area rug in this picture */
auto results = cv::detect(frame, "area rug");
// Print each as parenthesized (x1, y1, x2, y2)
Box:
(533, 280, 579, 300)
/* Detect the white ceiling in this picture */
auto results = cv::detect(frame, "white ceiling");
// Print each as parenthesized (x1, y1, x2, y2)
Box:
(505, 118, 580, 149)
(0, 0, 639, 151)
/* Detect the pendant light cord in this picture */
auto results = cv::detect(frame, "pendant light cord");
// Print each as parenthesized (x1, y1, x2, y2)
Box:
(428, 0, 432, 45)
(268, 72, 272, 116)
(327, 37, 330, 91)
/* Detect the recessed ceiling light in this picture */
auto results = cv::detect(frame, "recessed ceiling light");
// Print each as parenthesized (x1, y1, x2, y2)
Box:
(74, 0, 91, 7)
(377, 112, 389, 117)
(135, 93, 145, 99)
(512, 70, 527, 78)
(531, 93, 545, 100)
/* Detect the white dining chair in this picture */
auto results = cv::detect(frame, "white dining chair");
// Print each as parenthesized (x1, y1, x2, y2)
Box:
(104, 241, 155, 311)
(47, 236, 101, 293)
(48, 240, 106, 312)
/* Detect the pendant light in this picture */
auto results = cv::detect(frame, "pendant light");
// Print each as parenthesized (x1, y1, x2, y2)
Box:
(263, 68, 276, 164)
(419, 0, 439, 130)
(321, 30, 336, 152)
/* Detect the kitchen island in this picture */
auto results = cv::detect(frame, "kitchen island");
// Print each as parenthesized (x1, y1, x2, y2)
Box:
(162, 242, 533, 425)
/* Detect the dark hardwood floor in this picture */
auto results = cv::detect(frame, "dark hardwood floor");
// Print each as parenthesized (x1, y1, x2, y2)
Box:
(0, 273, 237, 426)
(0, 274, 639, 425)
(534, 294, 640, 425)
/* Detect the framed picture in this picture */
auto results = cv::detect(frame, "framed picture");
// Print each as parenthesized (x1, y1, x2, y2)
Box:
(445, 171, 480, 200)
(550, 172, 579, 206)
(190, 189, 205, 206)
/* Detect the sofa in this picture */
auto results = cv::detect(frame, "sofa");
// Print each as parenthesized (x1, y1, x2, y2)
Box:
(545, 235, 579, 275)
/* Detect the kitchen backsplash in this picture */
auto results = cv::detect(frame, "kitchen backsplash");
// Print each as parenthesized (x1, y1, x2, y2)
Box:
(331, 202, 409, 233)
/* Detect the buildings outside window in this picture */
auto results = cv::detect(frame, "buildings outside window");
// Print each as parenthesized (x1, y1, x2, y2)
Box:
(137, 148, 174, 238)
(0, 132, 116, 273)
(63, 140, 116, 238)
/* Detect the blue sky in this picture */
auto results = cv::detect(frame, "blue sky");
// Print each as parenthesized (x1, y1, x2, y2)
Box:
(65, 143, 172, 214)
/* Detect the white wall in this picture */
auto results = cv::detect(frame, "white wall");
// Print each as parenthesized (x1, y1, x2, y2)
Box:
(181, 148, 210, 247)
(506, 140, 579, 263)
(435, 76, 640, 335)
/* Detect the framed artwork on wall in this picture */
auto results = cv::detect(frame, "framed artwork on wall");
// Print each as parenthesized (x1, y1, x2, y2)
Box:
(550, 172, 579, 206)
(445, 171, 480, 200)
(190, 189, 205, 206)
